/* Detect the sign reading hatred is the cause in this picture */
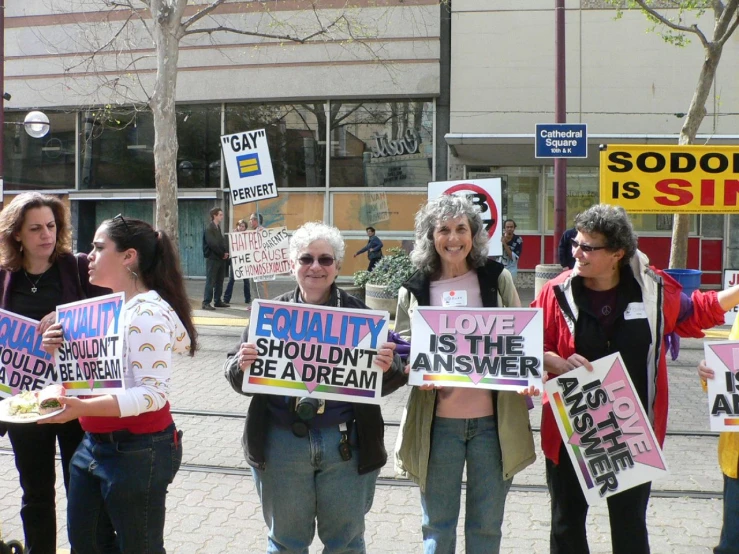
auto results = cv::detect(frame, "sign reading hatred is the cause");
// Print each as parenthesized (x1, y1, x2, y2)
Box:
(544, 353, 669, 505)
(600, 144, 739, 213)
(704, 340, 739, 431)
(244, 300, 390, 404)
(0, 309, 55, 398)
(229, 227, 290, 280)
(55, 292, 126, 396)
(428, 179, 502, 256)
(408, 307, 543, 392)
(221, 128, 278, 206)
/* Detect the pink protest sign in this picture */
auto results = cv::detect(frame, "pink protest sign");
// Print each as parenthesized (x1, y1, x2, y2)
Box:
(704, 340, 739, 431)
(243, 300, 390, 404)
(407, 307, 543, 392)
(544, 353, 669, 505)
(54, 292, 126, 396)
(0, 309, 56, 398)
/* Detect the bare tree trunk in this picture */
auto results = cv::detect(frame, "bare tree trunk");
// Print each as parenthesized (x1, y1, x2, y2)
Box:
(669, 44, 721, 268)
(150, 0, 187, 248)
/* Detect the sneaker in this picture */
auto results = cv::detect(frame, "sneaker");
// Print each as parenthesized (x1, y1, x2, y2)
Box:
(214, 301, 231, 308)
(202, 303, 215, 311)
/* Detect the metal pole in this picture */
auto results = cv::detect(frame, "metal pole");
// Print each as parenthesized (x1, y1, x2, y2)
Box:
(553, 0, 567, 259)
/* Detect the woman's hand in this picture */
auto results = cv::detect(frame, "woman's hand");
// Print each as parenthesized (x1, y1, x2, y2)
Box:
(237, 343, 258, 373)
(37, 396, 85, 424)
(544, 351, 593, 375)
(698, 359, 714, 382)
(373, 342, 397, 373)
(518, 385, 540, 397)
(37, 312, 57, 334)
(41, 323, 65, 355)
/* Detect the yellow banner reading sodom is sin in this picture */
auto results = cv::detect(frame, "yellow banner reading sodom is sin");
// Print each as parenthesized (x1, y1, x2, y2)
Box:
(599, 144, 739, 213)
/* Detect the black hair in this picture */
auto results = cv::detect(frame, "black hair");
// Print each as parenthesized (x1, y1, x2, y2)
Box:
(366, 227, 376, 233)
(209, 207, 222, 220)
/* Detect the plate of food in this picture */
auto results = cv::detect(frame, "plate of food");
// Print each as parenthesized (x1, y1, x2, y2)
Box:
(0, 385, 66, 423)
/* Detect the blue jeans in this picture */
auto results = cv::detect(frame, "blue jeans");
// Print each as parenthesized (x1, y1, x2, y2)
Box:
(224, 266, 251, 303)
(251, 422, 379, 554)
(421, 416, 512, 554)
(716, 473, 739, 554)
(67, 425, 183, 554)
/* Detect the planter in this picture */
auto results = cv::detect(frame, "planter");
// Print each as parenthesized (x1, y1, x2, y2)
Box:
(365, 283, 399, 318)
(342, 285, 365, 303)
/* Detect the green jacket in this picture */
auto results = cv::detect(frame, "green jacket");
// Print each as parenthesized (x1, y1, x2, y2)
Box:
(393, 261, 536, 491)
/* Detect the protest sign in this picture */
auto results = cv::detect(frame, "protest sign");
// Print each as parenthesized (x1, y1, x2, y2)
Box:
(544, 353, 669, 504)
(704, 340, 739, 431)
(221, 128, 278, 205)
(228, 227, 290, 280)
(55, 292, 126, 396)
(0, 309, 55, 398)
(244, 300, 389, 404)
(407, 307, 543, 392)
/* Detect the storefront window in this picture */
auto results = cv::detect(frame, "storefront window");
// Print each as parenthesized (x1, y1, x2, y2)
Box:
(225, 103, 323, 189)
(176, 105, 221, 188)
(79, 109, 155, 189)
(545, 167, 599, 232)
(233, 192, 325, 230)
(4, 111, 76, 190)
(468, 167, 541, 232)
(329, 101, 434, 188)
(332, 191, 427, 231)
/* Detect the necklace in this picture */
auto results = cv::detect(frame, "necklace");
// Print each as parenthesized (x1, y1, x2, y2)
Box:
(23, 269, 48, 293)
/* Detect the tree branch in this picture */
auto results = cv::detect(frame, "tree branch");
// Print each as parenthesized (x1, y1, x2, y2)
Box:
(714, 0, 739, 44)
(633, 0, 710, 47)
(181, 0, 228, 30)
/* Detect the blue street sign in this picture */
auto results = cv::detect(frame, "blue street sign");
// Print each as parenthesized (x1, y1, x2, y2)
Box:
(535, 124, 588, 158)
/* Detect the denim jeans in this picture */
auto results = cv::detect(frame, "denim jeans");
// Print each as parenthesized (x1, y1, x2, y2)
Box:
(420, 416, 512, 554)
(224, 265, 251, 303)
(7, 420, 83, 554)
(251, 422, 379, 554)
(716, 473, 739, 554)
(203, 258, 226, 304)
(67, 425, 183, 554)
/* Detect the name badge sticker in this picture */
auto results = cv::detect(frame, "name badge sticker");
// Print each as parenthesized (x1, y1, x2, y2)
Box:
(624, 302, 647, 320)
(442, 290, 468, 307)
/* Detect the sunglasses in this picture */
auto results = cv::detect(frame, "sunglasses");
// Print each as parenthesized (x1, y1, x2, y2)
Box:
(298, 254, 335, 267)
(114, 213, 130, 233)
(570, 238, 607, 253)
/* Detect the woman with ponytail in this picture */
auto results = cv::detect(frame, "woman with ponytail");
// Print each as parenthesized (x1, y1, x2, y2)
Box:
(40, 215, 197, 553)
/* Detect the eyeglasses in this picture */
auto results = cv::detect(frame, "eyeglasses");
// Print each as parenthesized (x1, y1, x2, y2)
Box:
(114, 213, 130, 233)
(298, 254, 335, 267)
(570, 238, 607, 253)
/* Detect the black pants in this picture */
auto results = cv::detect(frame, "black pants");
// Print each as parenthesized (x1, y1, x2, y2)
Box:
(203, 257, 226, 305)
(546, 444, 651, 554)
(368, 257, 381, 271)
(8, 420, 84, 554)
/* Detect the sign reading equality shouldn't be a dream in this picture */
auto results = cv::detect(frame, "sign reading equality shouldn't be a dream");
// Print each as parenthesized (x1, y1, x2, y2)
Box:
(55, 292, 126, 396)
(221, 128, 278, 206)
(544, 353, 669, 505)
(229, 227, 290, 280)
(243, 300, 390, 404)
(407, 307, 543, 392)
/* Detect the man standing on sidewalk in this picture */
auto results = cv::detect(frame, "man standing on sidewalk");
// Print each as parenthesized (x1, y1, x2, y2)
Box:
(354, 226, 384, 271)
(498, 219, 523, 279)
(202, 207, 230, 310)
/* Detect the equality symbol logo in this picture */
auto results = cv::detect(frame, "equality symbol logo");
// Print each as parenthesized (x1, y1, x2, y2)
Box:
(237, 153, 262, 178)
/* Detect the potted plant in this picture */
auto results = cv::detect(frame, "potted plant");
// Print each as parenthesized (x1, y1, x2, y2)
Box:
(353, 247, 415, 318)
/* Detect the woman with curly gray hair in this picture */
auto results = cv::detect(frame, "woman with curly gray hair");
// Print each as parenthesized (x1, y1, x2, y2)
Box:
(394, 194, 537, 553)
(225, 221, 406, 553)
(533, 203, 739, 554)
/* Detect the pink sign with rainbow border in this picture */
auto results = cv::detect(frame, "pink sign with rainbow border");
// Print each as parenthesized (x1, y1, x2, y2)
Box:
(544, 353, 669, 505)
(244, 300, 389, 404)
(704, 340, 739, 431)
(54, 292, 126, 396)
(408, 307, 543, 392)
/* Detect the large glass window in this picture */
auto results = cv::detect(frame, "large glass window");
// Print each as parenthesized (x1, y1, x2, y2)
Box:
(332, 191, 427, 231)
(233, 192, 325, 230)
(79, 109, 155, 189)
(225, 104, 323, 189)
(4, 111, 76, 190)
(468, 167, 541, 232)
(176, 105, 221, 188)
(545, 167, 599, 231)
(329, 101, 434, 188)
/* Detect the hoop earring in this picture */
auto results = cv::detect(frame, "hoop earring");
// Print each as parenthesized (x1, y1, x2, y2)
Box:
(19, 244, 23, 253)
(126, 265, 139, 280)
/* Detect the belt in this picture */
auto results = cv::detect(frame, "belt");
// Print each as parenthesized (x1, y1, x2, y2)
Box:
(89, 429, 135, 443)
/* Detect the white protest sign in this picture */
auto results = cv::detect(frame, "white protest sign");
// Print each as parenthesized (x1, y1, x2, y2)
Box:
(221, 128, 278, 205)
(228, 227, 290, 280)
(427, 178, 502, 256)
(704, 340, 739, 431)
(544, 353, 669, 504)
(55, 292, 126, 396)
(244, 300, 389, 404)
(408, 307, 543, 392)
(724, 270, 739, 325)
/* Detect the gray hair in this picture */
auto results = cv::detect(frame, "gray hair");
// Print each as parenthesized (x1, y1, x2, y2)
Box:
(575, 204, 638, 267)
(410, 195, 489, 276)
(289, 221, 345, 267)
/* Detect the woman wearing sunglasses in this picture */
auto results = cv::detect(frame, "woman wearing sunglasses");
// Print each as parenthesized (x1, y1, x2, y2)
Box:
(225, 221, 405, 553)
(532, 204, 739, 554)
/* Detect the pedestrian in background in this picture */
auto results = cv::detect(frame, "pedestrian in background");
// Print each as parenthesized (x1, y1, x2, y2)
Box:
(224, 219, 252, 308)
(202, 207, 229, 310)
(0, 192, 109, 554)
(354, 226, 384, 271)
(558, 227, 577, 270)
(498, 219, 523, 279)
(40, 215, 197, 553)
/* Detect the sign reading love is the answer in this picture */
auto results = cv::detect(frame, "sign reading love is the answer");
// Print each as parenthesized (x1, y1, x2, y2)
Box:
(243, 300, 389, 404)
